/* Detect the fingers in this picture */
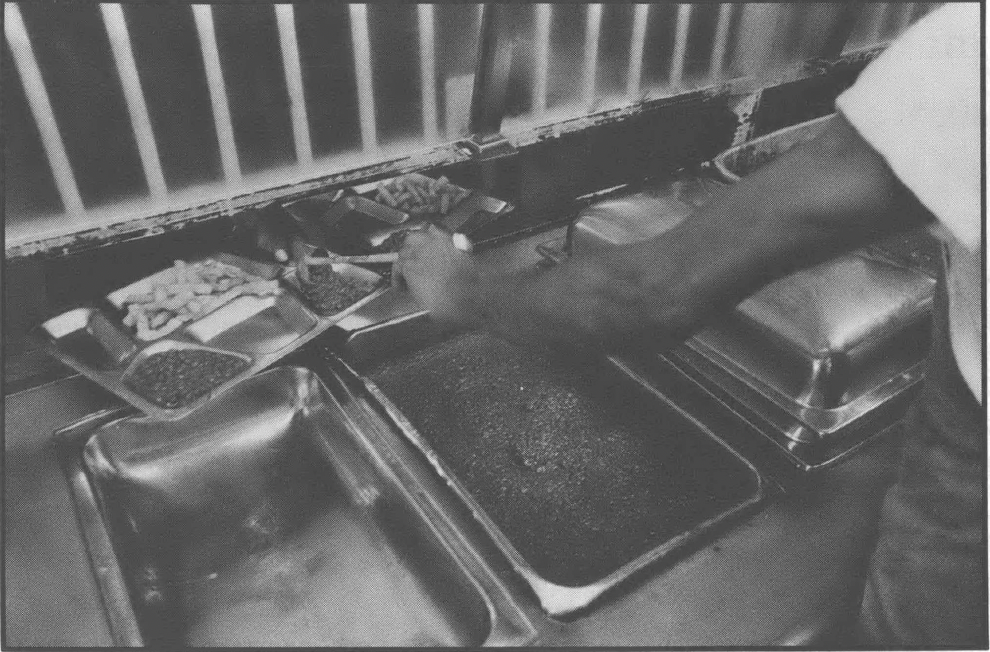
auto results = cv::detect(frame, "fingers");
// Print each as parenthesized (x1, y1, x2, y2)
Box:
(390, 259, 407, 290)
(290, 237, 310, 283)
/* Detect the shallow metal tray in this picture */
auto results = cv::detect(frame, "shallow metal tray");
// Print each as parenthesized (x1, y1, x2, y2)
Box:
(286, 175, 513, 257)
(553, 171, 933, 409)
(53, 365, 535, 647)
(684, 253, 934, 438)
(40, 254, 386, 420)
(284, 193, 412, 255)
(713, 114, 836, 183)
(334, 314, 765, 617)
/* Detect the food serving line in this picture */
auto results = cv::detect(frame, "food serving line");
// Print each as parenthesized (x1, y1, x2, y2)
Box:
(6, 117, 938, 646)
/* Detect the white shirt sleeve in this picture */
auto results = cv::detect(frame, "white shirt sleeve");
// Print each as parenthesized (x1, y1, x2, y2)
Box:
(835, 3, 981, 252)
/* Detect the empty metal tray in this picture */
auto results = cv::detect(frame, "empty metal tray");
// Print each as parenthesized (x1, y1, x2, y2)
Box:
(713, 114, 835, 183)
(54, 365, 534, 646)
(333, 314, 765, 617)
(685, 252, 934, 437)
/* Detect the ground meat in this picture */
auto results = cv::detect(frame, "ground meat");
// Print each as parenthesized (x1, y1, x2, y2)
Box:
(368, 332, 758, 586)
(125, 349, 250, 409)
(300, 267, 375, 316)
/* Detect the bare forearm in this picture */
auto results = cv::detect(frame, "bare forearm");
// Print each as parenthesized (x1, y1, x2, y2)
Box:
(469, 114, 932, 352)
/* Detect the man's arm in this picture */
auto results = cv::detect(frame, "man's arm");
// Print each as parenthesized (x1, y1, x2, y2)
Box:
(394, 114, 933, 353)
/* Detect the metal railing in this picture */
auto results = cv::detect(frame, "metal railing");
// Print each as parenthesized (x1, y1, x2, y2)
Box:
(4, 3, 935, 253)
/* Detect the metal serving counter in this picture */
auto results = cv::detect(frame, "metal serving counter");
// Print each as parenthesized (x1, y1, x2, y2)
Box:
(5, 229, 907, 647)
(4, 365, 902, 647)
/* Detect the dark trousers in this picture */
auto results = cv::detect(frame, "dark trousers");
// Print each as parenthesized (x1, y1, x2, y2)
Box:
(859, 250, 986, 647)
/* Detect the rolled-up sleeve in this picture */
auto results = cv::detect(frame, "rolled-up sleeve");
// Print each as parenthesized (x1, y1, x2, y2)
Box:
(836, 3, 981, 252)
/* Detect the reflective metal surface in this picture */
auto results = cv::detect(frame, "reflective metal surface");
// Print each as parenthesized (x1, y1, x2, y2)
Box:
(688, 252, 933, 434)
(544, 162, 935, 467)
(337, 313, 765, 617)
(40, 255, 386, 420)
(55, 365, 535, 647)
(713, 114, 835, 184)
(285, 193, 411, 254)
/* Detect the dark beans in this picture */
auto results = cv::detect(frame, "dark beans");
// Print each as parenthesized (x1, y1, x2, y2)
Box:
(300, 267, 374, 316)
(369, 332, 757, 586)
(125, 349, 250, 409)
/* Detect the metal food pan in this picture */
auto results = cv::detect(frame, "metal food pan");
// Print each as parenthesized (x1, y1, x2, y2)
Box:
(40, 254, 386, 421)
(684, 252, 934, 438)
(336, 320, 765, 617)
(712, 114, 836, 183)
(547, 182, 935, 448)
(54, 365, 534, 646)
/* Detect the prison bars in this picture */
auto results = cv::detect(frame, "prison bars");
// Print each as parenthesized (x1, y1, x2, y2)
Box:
(6, 2, 921, 238)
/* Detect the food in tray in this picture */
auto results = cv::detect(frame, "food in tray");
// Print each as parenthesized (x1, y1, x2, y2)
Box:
(299, 265, 377, 316)
(374, 174, 470, 216)
(124, 348, 250, 409)
(115, 259, 281, 341)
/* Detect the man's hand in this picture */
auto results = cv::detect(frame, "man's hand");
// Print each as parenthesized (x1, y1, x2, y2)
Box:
(240, 207, 312, 282)
(392, 225, 485, 329)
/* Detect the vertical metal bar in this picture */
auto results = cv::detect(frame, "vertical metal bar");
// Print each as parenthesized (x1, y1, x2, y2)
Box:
(349, 4, 377, 151)
(100, 4, 167, 198)
(626, 4, 649, 99)
(4, 3, 86, 216)
(731, 3, 783, 78)
(894, 3, 917, 35)
(709, 3, 733, 81)
(669, 4, 693, 89)
(581, 4, 603, 108)
(275, 4, 312, 166)
(865, 4, 890, 44)
(469, 4, 515, 140)
(417, 4, 439, 141)
(817, 4, 866, 60)
(192, 4, 241, 183)
(532, 4, 552, 116)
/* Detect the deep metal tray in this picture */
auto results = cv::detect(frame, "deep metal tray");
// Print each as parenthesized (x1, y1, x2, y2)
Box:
(334, 312, 765, 617)
(54, 364, 535, 647)
(40, 253, 386, 420)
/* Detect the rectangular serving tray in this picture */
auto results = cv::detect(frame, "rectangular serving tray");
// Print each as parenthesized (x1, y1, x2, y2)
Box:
(334, 313, 766, 618)
(40, 253, 387, 420)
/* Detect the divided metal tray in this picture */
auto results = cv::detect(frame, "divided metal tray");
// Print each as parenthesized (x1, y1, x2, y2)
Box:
(40, 253, 386, 420)
(712, 114, 835, 183)
(283, 173, 513, 257)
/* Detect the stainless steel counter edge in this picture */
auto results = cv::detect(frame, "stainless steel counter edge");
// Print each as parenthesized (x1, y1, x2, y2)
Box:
(6, 352, 903, 647)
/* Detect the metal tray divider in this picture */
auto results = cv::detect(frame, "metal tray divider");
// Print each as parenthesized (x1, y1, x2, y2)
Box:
(306, 354, 538, 645)
(54, 408, 146, 647)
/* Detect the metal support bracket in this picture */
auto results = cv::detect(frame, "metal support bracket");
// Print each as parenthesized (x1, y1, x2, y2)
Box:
(465, 4, 519, 163)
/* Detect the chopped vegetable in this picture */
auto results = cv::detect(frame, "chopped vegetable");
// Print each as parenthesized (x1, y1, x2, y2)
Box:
(374, 174, 471, 216)
(119, 259, 280, 341)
